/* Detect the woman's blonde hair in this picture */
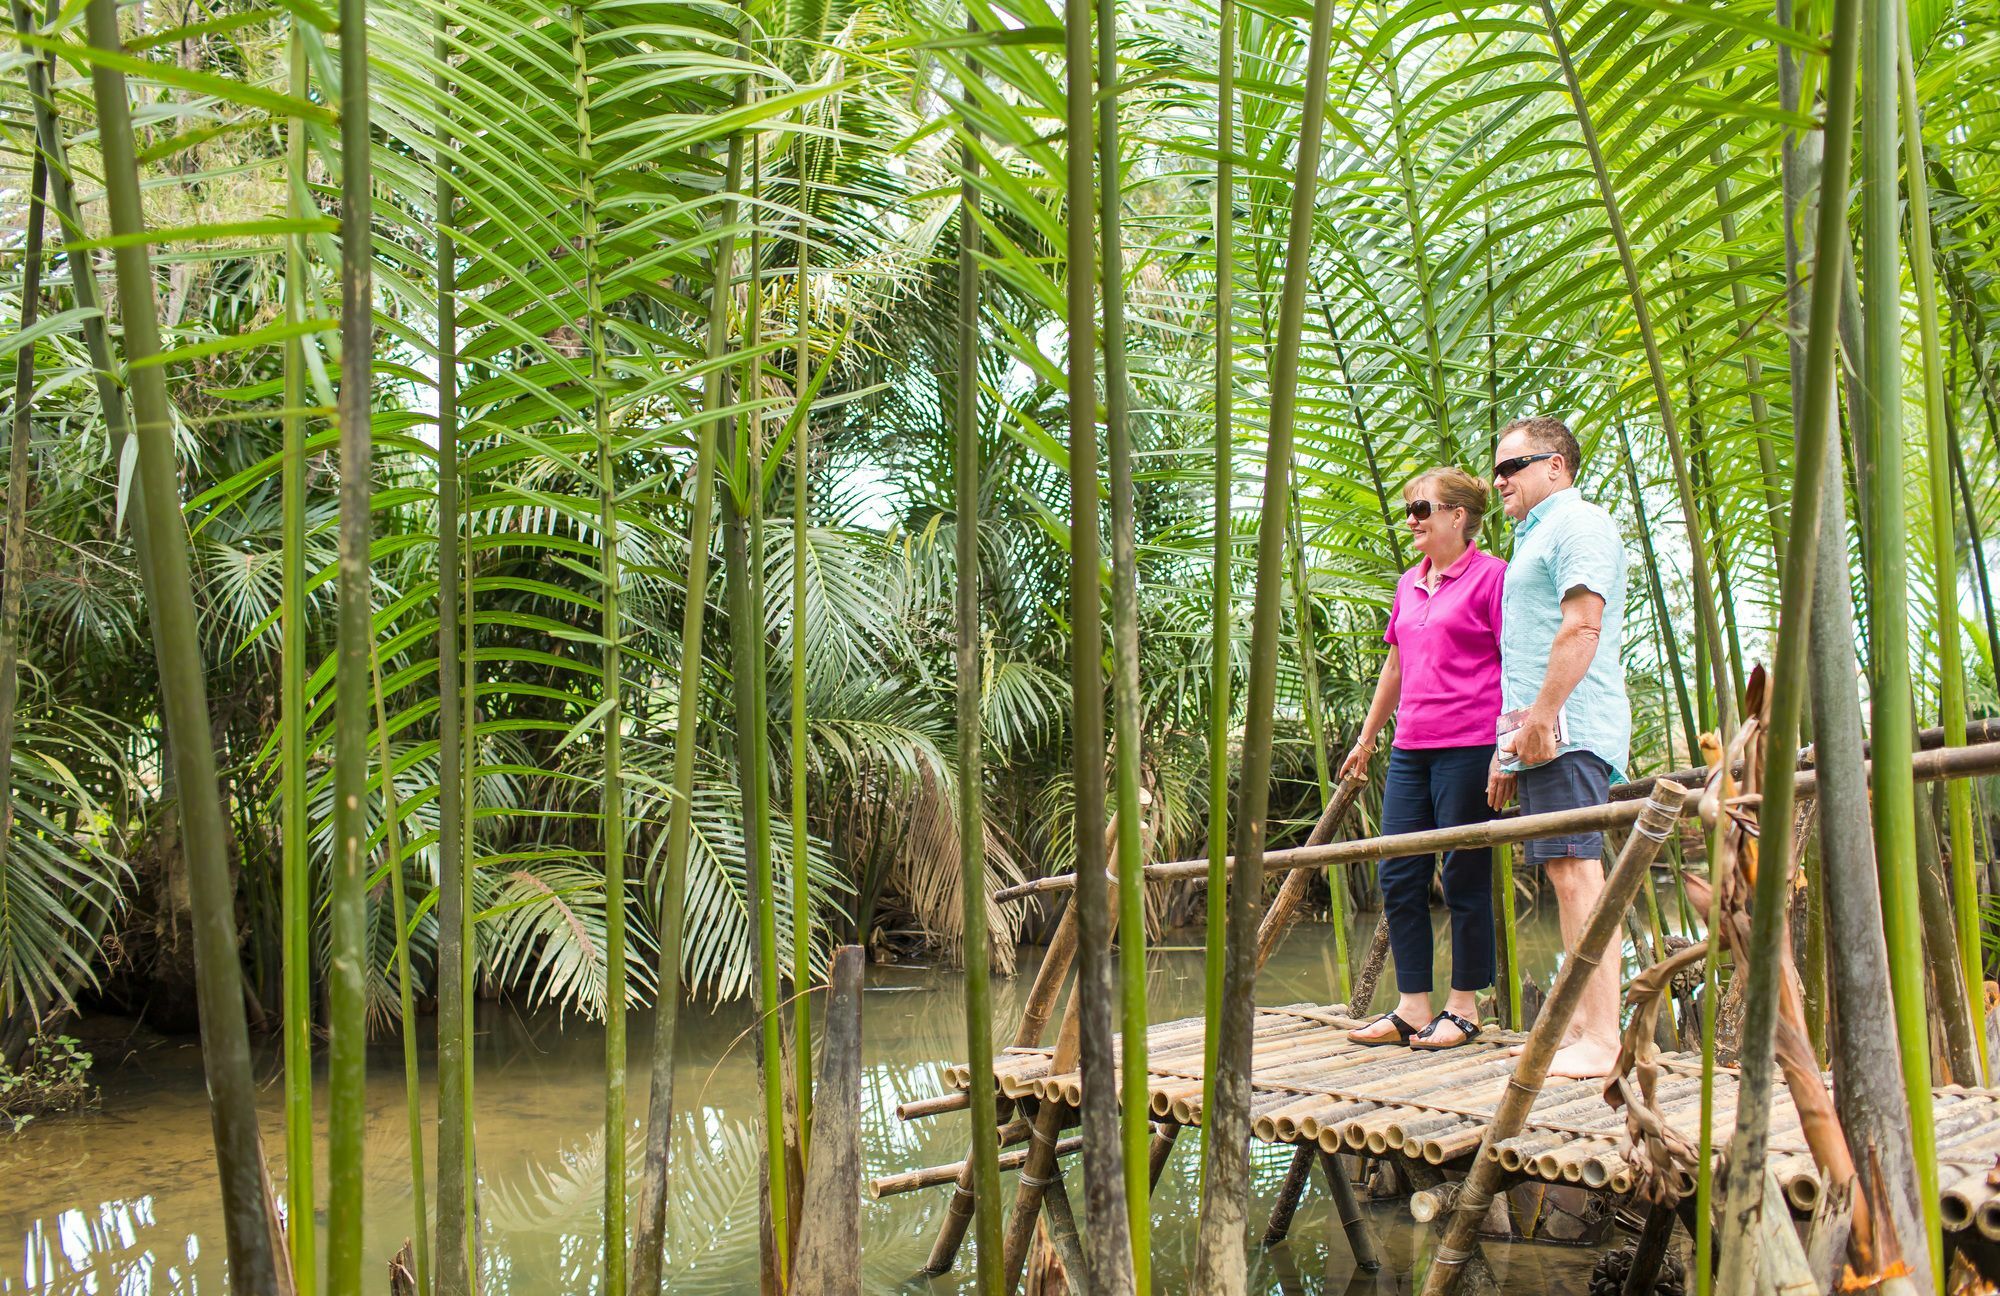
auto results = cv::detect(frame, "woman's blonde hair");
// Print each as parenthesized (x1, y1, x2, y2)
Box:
(1403, 467, 1489, 539)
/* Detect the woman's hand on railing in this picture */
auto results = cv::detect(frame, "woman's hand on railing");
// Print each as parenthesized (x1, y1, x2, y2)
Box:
(1339, 739, 1376, 782)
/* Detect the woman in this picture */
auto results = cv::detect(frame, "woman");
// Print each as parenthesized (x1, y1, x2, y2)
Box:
(1341, 467, 1509, 1050)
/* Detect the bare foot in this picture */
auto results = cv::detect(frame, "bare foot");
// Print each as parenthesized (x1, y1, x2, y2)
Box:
(1545, 1038, 1620, 1079)
(1509, 1026, 1583, 1058)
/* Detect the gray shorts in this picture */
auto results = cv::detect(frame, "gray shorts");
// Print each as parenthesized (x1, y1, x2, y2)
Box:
(1517, 750, 1614, 863)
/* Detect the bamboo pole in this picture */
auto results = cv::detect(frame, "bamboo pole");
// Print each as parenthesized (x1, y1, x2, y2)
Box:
(790, 131, 816, 1180)
(1000, 740, 2000, 901)
(428, 3, 471, 1287)
(631, 121, 741, 1296)
(1192, 0, 1335, 1283)
(80, 1, 290, 1287)
(953, 54, 1005, 1291)
(1419, 781, 1684, 1296)
(1260, 1145, 1314, 1246)
(1253, 777, 1365, 972)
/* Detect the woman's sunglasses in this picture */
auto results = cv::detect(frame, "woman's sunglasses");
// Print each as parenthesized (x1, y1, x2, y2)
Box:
(1492, 451, 1558, 481)
(1404, 499, 1452, 521)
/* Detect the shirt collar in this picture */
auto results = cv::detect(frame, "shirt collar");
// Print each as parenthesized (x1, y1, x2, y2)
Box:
(1417, 542, 1482, 586)
(1515, 486, 1577, 537)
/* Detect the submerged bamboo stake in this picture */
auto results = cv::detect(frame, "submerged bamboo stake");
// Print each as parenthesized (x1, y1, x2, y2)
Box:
(1260, 1145, 1315, 1246)
(1254, 777, 1367, 972)
(1419, 781, 1684, 1296)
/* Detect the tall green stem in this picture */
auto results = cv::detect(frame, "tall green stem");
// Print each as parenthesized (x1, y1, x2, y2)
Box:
(327, 0, 377, 1276)
(1863, 0, 1942, 1269)
(1193, 0, 1334, 1282)
(1199, 0, 1236, 1189)
(789, 151, 814, 1168)
(430, 0, 473, 1284)
(281, 17, 320, 1294)
(631, 121, 741, 1296)
(567, 5, 629, 1283)
(83, 0, 279, 1285)
(1062, 0, 1132, 1285)
(1098, 0, 1150, 1276)
(1900, 22, 1983, 1077)
(953, 59, 1004, 1292)
(1286, 496, 1344, 998)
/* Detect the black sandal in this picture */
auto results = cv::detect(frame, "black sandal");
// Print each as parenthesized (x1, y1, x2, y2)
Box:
(1345, 1011, 1421, 1047)
(1410, 1010, 1480, 1051)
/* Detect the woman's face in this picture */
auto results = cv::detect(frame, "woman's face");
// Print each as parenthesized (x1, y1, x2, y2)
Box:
(1405, 494, 1464, 559)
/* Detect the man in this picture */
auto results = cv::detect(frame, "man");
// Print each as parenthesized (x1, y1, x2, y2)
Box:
(1488, 415, 1629, 1079)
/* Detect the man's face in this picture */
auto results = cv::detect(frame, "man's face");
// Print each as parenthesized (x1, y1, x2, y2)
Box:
(1493, 431, 1568, 521)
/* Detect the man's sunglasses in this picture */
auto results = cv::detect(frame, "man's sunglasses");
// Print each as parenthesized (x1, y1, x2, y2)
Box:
(1492, 451, 1558, 481)
(1403, 499, 1453, 521)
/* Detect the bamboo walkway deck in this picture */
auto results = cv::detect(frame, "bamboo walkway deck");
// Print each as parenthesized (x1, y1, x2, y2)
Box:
(942, 1002, 2000, 1235)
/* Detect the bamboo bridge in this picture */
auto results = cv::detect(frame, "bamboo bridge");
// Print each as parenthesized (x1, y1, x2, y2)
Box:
(878, 727, 2000, 1293)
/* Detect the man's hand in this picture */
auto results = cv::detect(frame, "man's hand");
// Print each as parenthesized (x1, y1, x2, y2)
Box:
(1339, 740, 1376, 782)
(1511, 706, 1559, 767)
(1486, 751, 1516, 811)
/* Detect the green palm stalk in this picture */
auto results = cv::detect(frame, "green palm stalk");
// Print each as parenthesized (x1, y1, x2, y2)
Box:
(370, 650, 429, 1296)
(1199, 0, 1237, 1186)
(1286, 494, 1344, 1000)
(82, 0, 279, 1285)
(1194, 0, 1335, 1282)
(1063, 0, 1134, 1282)
(565, 7, 631, 1283)
(430, 0, 474, 1285)
(631, 120, 743, 1296)
(790, 153, 814, 1162)
(281, 17, 318, 1294)
(1900, 25, 1983, 1076)
(328, 0, 377, 1270)
(953, 51, 1005, 1291)
(1862, 0, 1942, 1272)
(1098, 0, 1151, 1273)
(1711, 0, 1863, 1269)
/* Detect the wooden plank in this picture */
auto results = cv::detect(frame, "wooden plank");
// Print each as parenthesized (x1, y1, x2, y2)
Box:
(792, 945, 865, 1296)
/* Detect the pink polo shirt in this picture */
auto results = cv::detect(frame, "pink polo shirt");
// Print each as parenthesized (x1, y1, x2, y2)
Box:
(1384, 545, 1506, 749)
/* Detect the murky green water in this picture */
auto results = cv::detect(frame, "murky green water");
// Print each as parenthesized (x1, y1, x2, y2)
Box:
(2, 913, 1630, 1293)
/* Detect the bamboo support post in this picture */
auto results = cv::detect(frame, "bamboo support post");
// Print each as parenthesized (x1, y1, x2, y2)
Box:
(1039, 1167, 1090, 1288)
(1350, 915, 1392, 1013)
(1318, 1148, 1381, 1271)
(1254, 776, 1367, 972)
(1261, 1144, 1317, 1246)
(1621, 1201, 1678, 1296)
(1418, 780, 1684, 1296)
(1146, 1121, 1179, 1187)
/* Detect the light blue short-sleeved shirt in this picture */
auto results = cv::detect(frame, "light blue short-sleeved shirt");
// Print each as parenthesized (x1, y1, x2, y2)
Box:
(1499, 487, 1629, 776)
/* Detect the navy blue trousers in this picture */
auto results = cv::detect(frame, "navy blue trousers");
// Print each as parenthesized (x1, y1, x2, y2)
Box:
(1377, 744, 1498, 994)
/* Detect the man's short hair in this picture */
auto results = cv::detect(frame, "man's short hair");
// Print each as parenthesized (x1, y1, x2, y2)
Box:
(1500, 416, 1581, 480)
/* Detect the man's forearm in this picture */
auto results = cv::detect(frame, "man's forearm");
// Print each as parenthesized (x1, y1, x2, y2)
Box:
(1531, 622, 1600, 718)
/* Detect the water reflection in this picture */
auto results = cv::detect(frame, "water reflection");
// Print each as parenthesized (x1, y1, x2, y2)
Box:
(3, 914, 1616, 1294)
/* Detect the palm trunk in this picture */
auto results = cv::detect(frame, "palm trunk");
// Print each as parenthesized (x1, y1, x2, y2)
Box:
(1097, 2, 1150, 1278)
(630, 121, 743, 1296)
(328, 0, 377, 1278)
(1538, 0, 1735, 728)
(1062, 0, 1134, 1287)
(430, 1, 474, 1286)
(1199, 0, 1237, 1190)
(566, 8, 630, 1284)
(952, 60, 1004, 1292)
(282, 17, 321, 1296)
(1285, 497, 1345, 997)
(1191, 0, 1334, 1283)
(82, 0, 280, 1286)
(1862, 0, 1942, 1274)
